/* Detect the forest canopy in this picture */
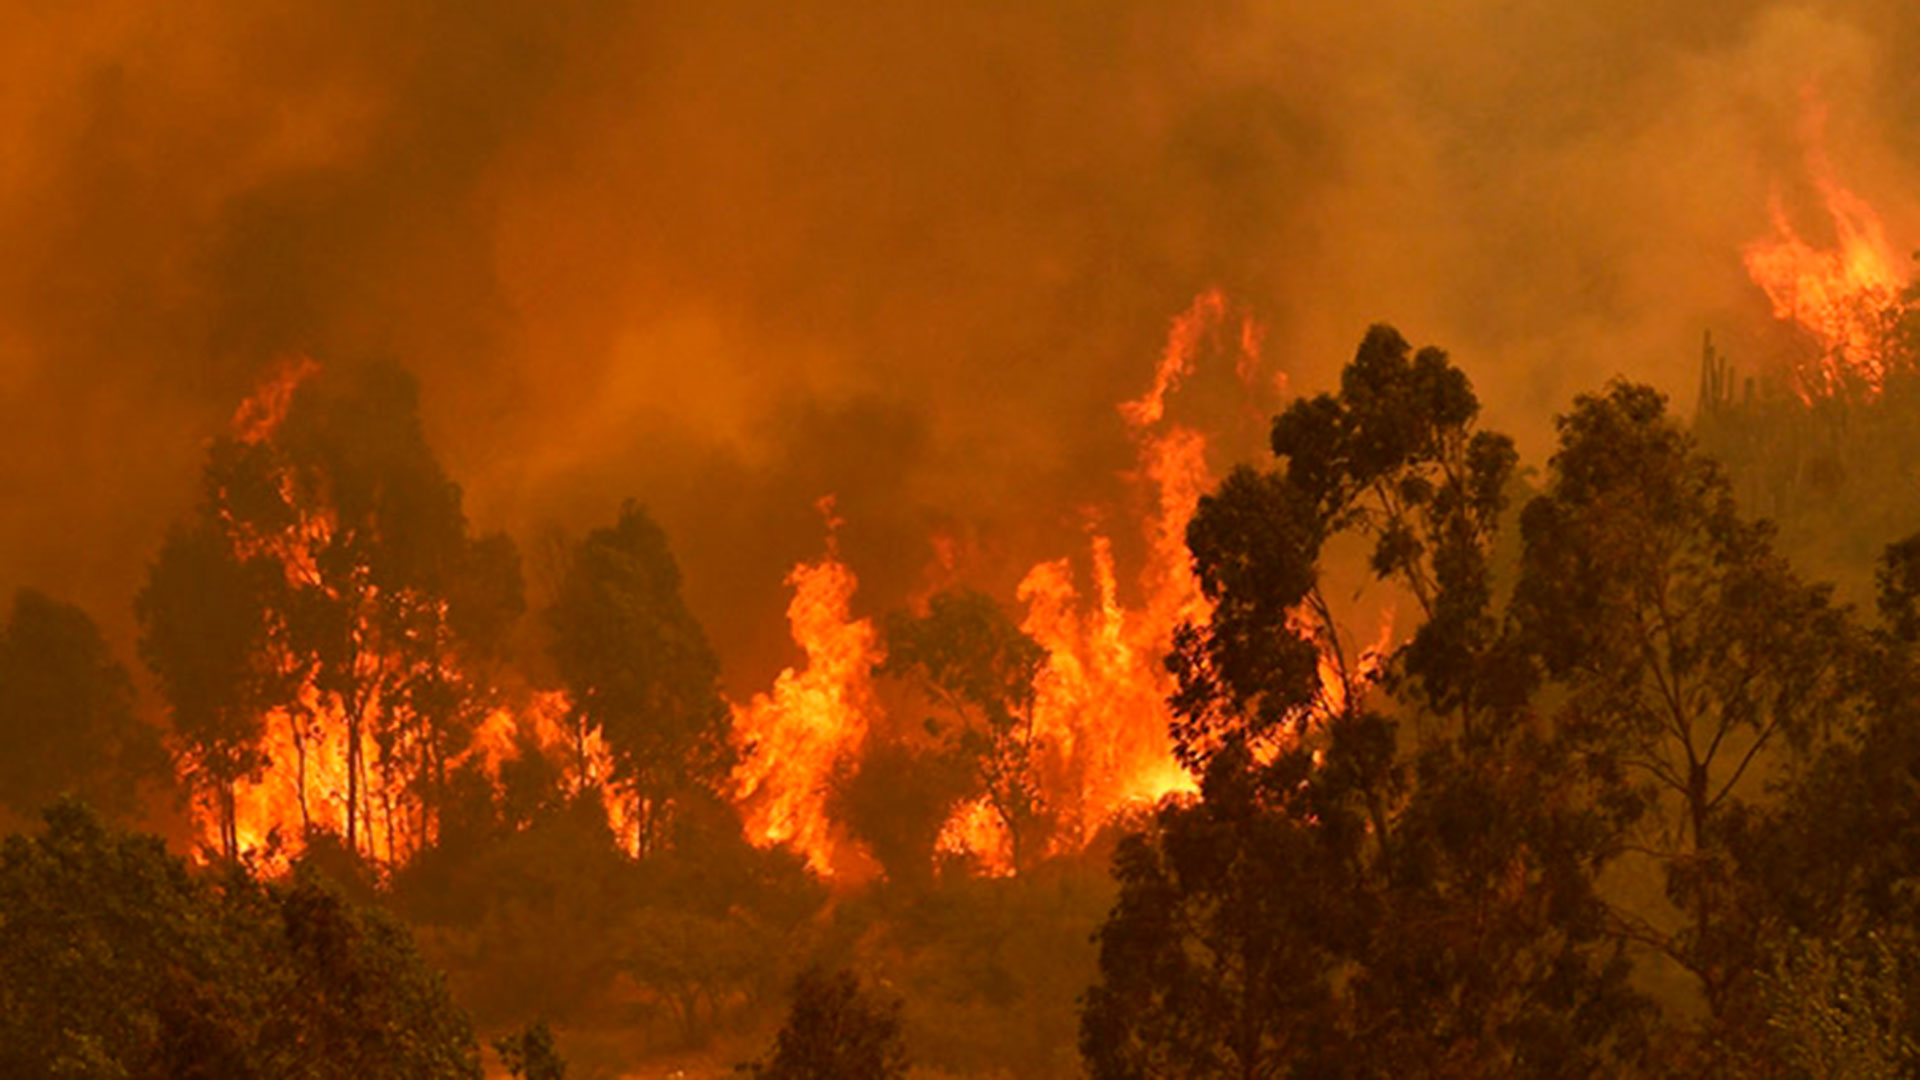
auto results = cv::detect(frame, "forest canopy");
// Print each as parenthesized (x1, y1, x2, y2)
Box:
(10, 322, 1920, 1077)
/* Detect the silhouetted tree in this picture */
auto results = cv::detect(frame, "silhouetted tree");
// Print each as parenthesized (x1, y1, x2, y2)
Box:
(269, 361, 522, 858)
(1081, 747, 1353, 1078)
(495, 1021, 567, 1080)
(1513, 381, 1856, 1020)
(830, 731, 975, 885)
(1713, 536, 1920, 1062)
(547, 500, 731, 856)
(138, 522, 285, 858)
(882, 589, 1050, 871)
(747, 966, 909, 1080)
(1090, 326, 1653, 1078)
(0, 589, 164, 826)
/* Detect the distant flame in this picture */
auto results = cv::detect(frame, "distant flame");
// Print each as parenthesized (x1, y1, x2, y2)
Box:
(1743, 103, 1911, 400)
(929, 292, 1397, 869)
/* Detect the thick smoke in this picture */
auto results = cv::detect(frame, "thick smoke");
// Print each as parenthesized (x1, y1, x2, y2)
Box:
(4, 0, 1919, 691)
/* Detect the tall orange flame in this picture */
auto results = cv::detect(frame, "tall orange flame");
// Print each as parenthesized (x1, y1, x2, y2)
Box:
(939, 291, 1262, 865)
(1743, 103, 1911, 400)
(730, 499, 881, 876)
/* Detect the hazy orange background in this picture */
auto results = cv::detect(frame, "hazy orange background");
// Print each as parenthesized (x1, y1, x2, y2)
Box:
(4, 0, 1918, 694)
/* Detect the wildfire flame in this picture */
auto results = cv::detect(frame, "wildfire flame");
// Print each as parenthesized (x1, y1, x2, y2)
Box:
(725, 291, 1400, 877)
(729, 498, 880, 876)
(936, 292, 1247, 866)
(206, 294, 1397, 880)
(1743, 103, 1912, 400)
(204, 363, 631, 869)
(935, 794, 1013, 877)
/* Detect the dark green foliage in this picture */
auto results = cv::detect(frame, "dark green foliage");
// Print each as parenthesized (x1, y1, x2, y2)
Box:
(1876, 534, 1920, 644)
(1751, 933, 1916, 1078)
(0, 589, 165, 825)
(747, 966, 909, 1080)
(830, 732, 975, 886)
(1168, 466, 1326, 767)
(395, 780, 822, 1049)
(830, 856, 1113, 1075)
(1090, 326, 1651, 1078)
(880, 588, 1050, 871)
(0, 800, 480, 1078)
(547, 500, 732, 856)
(138, 521, 285, 856)
(495, 1020, 567, 1080)
(1170, 324, 1523, 770)
(1081, 749, 1352, 1079)
(1086, 732, 1652, 1079)
(1513, 381, 1856, 1017)
(1715, 536, 1920, 1063)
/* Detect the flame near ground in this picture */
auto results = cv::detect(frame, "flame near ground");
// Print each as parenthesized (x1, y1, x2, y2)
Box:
(204, 292, 1400, 879)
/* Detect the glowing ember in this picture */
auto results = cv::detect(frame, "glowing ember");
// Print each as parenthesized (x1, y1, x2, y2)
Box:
(1743, 107, 1911, 401)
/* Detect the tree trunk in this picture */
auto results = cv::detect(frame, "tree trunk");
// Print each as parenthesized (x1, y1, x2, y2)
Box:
(346, 716, 361, 853)
(222, 782, 239, 863)
(294, 719, 311, 834)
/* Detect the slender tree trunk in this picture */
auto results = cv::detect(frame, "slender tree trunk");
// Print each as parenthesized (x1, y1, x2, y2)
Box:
(222, 782, 239, 863)
(430, 739, 447, 848)
(1688, 760, 1719, 1015)
(382, 784, 396, 865)
(346, 715, 360, 852)
(294, 719, 311, 834)
(575, 718, 591, 795)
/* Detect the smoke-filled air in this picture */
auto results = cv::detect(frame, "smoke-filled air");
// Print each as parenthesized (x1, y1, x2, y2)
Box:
(9, 1, 1920, 1077)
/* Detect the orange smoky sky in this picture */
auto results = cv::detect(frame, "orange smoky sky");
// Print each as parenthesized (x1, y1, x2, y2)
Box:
(4, 0, 1920, 690)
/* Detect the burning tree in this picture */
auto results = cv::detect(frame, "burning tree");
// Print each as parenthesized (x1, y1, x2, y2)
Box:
(138, 521, 287, 859)
(1701, 112, 1920, 584)
(545, 500, 733, 857)
(881, 588, 1051, 874)
(141, 359, 525, 865)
